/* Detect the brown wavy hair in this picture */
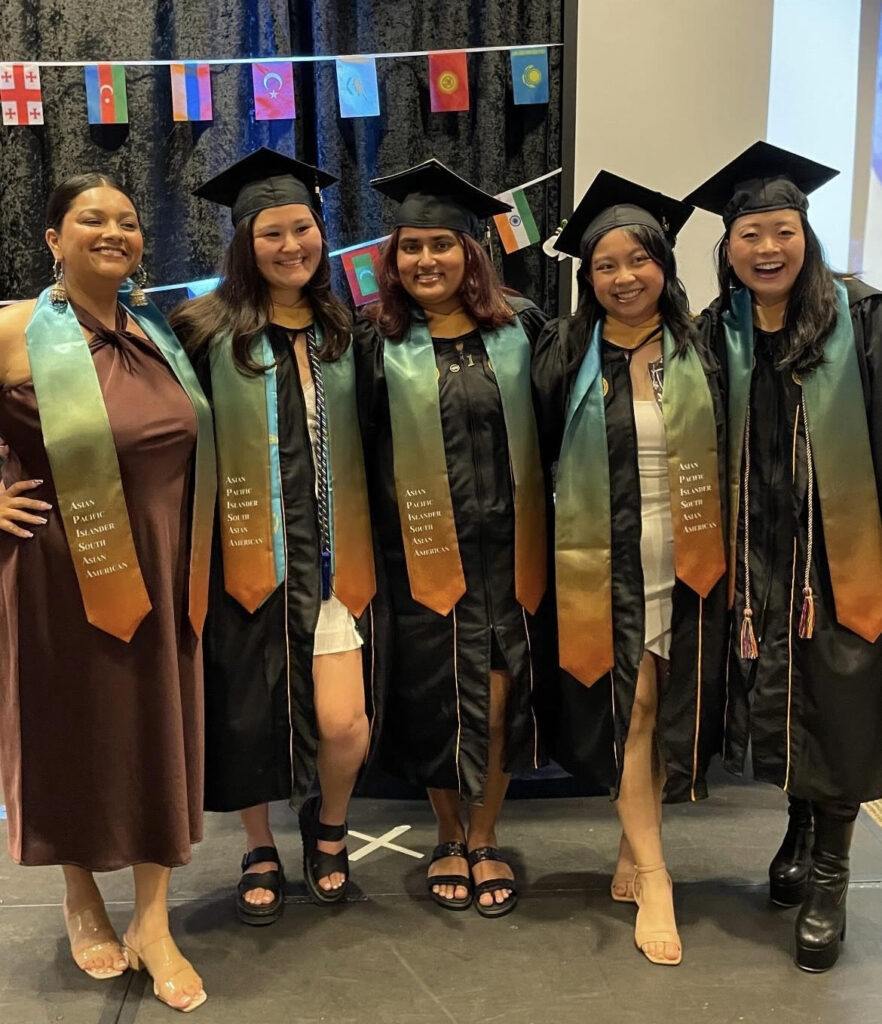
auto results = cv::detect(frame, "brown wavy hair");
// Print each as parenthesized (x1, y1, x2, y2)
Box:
(363, 228, 516, 340)
(171, 207, 352, 373)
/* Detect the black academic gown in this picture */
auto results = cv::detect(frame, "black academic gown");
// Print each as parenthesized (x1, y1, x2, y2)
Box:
(192, 325, 379, 813)
(531, 314, 729, 802)
(356, 301, 552, 804)
(707, 278, 882, 804)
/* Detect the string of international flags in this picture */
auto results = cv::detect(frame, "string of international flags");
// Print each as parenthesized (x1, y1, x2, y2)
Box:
(0, 43, 555, 126)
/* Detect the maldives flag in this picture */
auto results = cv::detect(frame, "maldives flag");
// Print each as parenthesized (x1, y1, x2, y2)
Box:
(428, 52, 469, 112)
(85, 64, 128, 124)
(341, 244, 382, 306)
(251, 62, 296, 120)
(170, 62, 212, 122)
(0, 63, 44, 126)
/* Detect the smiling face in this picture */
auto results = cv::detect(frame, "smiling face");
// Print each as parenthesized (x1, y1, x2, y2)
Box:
(726, 208, 806, 305)
(251, 204, 324, 300)
(45, 185, 143, 287)
(395, 228, 466, 310)
(586, 228, 665, 325)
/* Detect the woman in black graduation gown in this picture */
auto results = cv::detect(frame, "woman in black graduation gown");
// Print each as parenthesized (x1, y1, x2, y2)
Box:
(686, 141, 882, 971)
(357, 159, 549, 917)
(532, 173, 729, 965)
(172, 149, 378, 924)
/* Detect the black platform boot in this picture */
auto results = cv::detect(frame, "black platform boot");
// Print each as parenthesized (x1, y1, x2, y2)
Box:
(769, 796, 813, 907)
(794, 803, 858, 972)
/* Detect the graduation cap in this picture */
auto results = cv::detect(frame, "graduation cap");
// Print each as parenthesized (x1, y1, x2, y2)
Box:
(683, 140, 839, 228)
(555, 170, 694, 258)
(370, 158, 512, 239)
(194, 147, 338, 226)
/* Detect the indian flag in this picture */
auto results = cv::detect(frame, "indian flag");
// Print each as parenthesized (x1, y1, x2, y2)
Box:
(494, 188, 541, 253)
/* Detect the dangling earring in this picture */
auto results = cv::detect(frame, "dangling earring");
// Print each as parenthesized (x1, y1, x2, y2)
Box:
(49, 260, 67, 305)
(130, 264, 149, 307)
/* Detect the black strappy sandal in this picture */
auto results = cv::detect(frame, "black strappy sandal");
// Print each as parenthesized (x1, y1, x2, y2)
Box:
(426, 841, 473, 911)
(298, 795, 349, 905)
(468, 846, 518, 918)
(236, 845, 285, 926)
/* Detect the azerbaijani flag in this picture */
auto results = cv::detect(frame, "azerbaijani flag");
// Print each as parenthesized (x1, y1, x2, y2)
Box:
(85, 64, 128, 124)
(170, 63, 212, 122)
(494, 189, 540, 253)
(428, 52, 469, 112)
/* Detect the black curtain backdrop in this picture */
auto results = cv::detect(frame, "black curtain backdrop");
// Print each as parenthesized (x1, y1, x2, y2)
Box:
(0, 1, 562, 313)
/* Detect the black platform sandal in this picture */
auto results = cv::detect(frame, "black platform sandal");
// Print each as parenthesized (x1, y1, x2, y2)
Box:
(468, 846, 518, 918)
(426, 841, 473, 910)
(298, 795, 349, 905)
(236, 845, 285, 926)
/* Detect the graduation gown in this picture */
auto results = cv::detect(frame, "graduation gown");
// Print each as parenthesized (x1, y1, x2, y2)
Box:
(192, 325, 379, 813)
(356, 301, 551, 804)
(531, 314, 729, 802)
(707, 278, 882, 803)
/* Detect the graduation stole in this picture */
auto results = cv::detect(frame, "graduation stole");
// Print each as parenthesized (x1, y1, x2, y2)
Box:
(382, 308, 546, 616)
(723, 282, 882, 643)
(209, 310, 375, 617)
(555, 316, 725, 687)
(25, 283, 216, 642)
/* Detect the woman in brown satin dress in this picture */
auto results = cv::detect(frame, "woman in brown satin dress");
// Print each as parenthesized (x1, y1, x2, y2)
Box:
(0, 174, 212, 1013)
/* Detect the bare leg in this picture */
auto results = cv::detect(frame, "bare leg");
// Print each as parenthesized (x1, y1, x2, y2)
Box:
(238, 803, 278, 906)
(616, 652, 680, 964)
(312, 647, 369, 891)
(612, 706, 665, 900)
(124, 864, 205, 1011)
(427, 787, 468, 902)
(62, 865, 128, 976)
(467, 669, 514, 907)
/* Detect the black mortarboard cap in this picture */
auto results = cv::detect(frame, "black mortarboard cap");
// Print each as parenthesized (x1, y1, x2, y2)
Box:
(555, 170, 694, 258)
(370, 158, 512, 239)
(683, 140, 839, 228)
(194, 147, 338, 226)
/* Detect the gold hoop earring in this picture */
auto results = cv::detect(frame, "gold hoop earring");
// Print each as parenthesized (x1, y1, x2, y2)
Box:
(49, 260, 67, 306)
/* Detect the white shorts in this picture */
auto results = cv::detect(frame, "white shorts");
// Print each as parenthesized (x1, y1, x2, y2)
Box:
(314, 592, 364, 656)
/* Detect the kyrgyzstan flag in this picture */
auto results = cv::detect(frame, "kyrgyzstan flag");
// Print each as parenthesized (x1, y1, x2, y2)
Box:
(85, 64, 128, 124)
(0, 63, 44, 126)
(341, 244, 382, 306)
(428, 52, 469, 112)
(252, 62, 296, 120)
(170, 63, 212, 122)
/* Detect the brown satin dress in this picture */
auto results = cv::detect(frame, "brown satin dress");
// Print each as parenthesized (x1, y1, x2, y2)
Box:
(0, 303, 203, 871)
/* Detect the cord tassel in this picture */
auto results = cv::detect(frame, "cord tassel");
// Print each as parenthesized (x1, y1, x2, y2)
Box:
(740, 608, 759, 660)
(798, 586, 815, 639)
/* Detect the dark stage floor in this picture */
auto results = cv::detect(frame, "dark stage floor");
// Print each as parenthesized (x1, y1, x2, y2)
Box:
(2, 771, 881, 1024)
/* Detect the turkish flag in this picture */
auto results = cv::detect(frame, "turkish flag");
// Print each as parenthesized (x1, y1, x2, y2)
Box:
(252, 62, 296, 120)
(428, 52, 469, 113)
(0, 63, 44, 126)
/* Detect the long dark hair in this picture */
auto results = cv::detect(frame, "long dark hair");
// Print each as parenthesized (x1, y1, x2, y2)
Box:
(715, 212, 836, 373)
(46, 172, 137, 231)
(569, 225, 694, 367)
(363, 228, 516, 340)
(171, 206, 352, 371)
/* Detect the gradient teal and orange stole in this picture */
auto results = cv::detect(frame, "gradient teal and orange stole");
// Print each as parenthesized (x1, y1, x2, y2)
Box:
(556, 316, 725, 686)
(209, 312, 375, 617)
(25, 283, 216, 641)
(382, 306, 546, 616)
(723, 282, 882, 642)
